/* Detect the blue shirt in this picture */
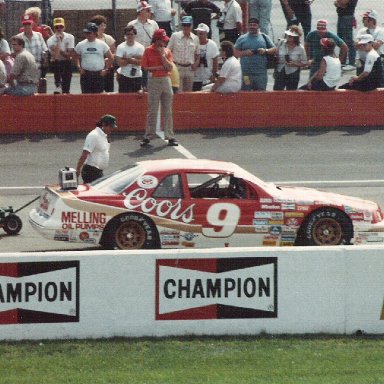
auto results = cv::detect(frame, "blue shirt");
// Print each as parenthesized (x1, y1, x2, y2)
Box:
(305, 31, 345, 63)
(235, 32, 275, 75)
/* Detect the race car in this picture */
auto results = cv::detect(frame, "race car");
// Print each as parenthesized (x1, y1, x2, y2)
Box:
(29, 158, 384, 249)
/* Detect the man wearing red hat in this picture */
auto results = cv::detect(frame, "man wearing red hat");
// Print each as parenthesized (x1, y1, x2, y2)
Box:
(305, 19, 348, 77)
(140, 29, 178, 147)
(16, 14, 48, 90)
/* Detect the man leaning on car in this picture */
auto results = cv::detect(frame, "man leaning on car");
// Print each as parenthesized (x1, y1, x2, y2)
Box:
(76, 114, 117, 183)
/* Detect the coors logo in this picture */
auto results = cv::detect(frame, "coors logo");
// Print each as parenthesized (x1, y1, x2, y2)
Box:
(0, 261, 79, 324)
(156, 257, 277, 320)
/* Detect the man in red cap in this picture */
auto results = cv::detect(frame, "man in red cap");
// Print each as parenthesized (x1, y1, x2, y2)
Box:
(140, 29, 178, 147)
(305, 19, 348, 77)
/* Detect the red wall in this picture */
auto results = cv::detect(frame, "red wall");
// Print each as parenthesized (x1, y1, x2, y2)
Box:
(0, 91, 381, 135)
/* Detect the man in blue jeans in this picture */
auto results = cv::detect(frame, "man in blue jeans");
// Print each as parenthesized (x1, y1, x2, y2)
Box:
(334, 0, 358, 71)
(234, 18, 276, 91)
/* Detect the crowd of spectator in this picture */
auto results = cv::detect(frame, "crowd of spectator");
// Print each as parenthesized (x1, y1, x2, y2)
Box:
(0, 0, 383, 96)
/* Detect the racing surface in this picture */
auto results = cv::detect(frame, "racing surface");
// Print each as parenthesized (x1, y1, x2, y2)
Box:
(1, 127, 384, 252)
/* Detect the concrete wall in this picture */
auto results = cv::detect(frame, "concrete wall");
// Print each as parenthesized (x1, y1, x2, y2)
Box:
(0, 245, 384, 340)
(1, 90, 383, 135)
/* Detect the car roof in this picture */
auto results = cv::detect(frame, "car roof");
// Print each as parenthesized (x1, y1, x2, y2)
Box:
(137, 158, 242, 174)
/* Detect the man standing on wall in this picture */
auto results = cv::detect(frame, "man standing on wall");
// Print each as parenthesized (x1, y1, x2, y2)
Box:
(334, 0, 358, 72)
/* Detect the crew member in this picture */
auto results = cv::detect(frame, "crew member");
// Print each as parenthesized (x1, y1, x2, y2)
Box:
(76, 115, 118, 183)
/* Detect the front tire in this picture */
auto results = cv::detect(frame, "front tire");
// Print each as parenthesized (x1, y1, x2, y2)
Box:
(101, 213, 159, 250)
(3, 214, 23, 235)
(298, 208, 353, 246)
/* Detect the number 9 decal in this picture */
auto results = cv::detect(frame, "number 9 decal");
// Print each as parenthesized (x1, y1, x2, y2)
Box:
(202, 203, 241, 238)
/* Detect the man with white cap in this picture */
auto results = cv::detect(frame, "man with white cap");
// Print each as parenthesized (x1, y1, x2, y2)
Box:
(193, 23, 219, 91)
(305, 19, 348, 76)
(128, 1, 159, 90)
(339, 34, 383, 91)
(355, 10, 384, 76)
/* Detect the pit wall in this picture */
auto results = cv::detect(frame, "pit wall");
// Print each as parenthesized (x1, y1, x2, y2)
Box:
(0, 245, 383, 340)
(1, 90, 382, 135)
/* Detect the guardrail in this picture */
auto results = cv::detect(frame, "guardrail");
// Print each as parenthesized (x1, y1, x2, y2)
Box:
(0, 246, 383, 340)
(1, 90, 383, 135)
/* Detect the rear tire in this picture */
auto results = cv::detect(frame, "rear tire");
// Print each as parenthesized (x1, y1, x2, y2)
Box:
(3, 214, 23, 235)
(101, 213, 159, 250)
(298, 208, 353, 246)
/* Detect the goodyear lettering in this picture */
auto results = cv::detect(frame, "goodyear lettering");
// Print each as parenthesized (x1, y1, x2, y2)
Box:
(163, 277, 270, 299)
(0, 281, 72, 303)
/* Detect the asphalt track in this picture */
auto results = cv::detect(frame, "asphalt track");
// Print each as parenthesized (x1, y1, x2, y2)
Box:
(1, 125, 384, 252)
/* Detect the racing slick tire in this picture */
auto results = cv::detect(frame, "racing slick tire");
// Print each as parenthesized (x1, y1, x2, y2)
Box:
(101, 213, 160, 250)
(3, 214, 23, 235)
(297, 208, 353, 246)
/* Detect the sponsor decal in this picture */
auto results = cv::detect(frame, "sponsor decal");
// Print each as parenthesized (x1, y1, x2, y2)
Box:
(285, 212, 304, 218)
(0, 261, 79, 324)
(261, 204, 281, 210)
(285, 217, 300, 227)
(271, 212, 284, 220)
(137, 175, 158, 189)
(160, 231, 180, 246)
(181, 241, 195, 247)
(281, 203, 296, 210)
(349, 213, 365, 221)
(269, 220, 284, 225)
(280, 241, 294, 246)
(254, 211, 272, 219)
(156, 257, 277, 320)
(61, 211, 106, 230)
(297, 205, 310, 212)
(181, 233, 198, 241)
(269, 226, 282, 235)
(253, 219, 269, 226)
(259, 198, 273, 203)
(254, 225, 269, 233)
(124, 189, 195, 224)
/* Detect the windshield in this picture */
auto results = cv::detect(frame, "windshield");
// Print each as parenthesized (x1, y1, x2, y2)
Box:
(90, 164, 145, 194)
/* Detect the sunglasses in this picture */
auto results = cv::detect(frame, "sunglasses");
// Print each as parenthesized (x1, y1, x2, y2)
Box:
(55, 26, 64, 29)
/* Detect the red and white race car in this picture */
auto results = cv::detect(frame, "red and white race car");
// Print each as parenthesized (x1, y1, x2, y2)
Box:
(29, 158, 384, 249)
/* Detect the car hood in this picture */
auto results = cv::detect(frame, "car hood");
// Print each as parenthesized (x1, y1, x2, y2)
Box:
(272, 184, 379, 211)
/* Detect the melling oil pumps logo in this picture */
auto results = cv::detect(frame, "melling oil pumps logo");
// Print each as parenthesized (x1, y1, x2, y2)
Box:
(156, 257, 277, 320)
(0, 261, 79, 324)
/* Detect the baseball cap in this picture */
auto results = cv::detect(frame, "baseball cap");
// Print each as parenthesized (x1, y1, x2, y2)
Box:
(248, 18, 260, 24)
(358, 34, 374, 45)
(320, 38, 335, 49)
(362, 10, 378, 20)
(181, 16, 193, 25)
(195, 23, 209, 33)
(53, 17, 65, 27)
(83, 22, 98, 33)
(100, 115, 117, 128)
(21, 15, 33, 25)
(316, 19, 328, 32)
(153, 28, 170, 42)
(137, 1, 151, 12)
(285, 29, 299, 37)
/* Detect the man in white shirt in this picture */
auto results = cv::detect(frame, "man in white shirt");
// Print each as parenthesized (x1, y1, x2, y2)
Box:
(76, 115, 118, 183)
(168, 15, 200, 92)
(339, 34, 383, 91)
(128, 1, 159, 90)
(74, 22, 113, 93)
(219, 0, 242, 44)
(46, 17, 75, 94)
(193, 23, 219, 91)
(148, 0, 175, 37)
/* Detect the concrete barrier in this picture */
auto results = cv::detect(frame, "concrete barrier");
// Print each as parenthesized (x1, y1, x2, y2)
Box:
(1, 90, 383, 135)
(0, 245, 383, 340)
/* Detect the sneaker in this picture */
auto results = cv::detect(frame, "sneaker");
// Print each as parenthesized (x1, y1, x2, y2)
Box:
(53, 86, 61, 94)
(167, 139, 178, 146)
(140, 138, 150, 147)
(342, 64, 356, 72)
